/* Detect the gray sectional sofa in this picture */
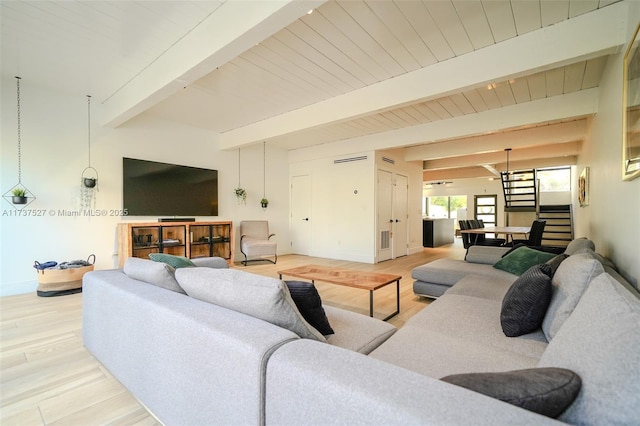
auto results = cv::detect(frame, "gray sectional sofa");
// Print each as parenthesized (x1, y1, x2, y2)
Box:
(83, 238, 639, 425)
(412, 240, 588, 298)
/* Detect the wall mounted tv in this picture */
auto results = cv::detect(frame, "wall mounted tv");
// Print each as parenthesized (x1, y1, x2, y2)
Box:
(123, 157, 218, 216)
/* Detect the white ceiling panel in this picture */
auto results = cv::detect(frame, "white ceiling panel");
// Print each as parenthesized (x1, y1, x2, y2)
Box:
(493, 81, 517, 107)
(564, 61, 587, 93)
(511, 0, 542, 35)
(510, 78, 532, 104)
(1, 0, 225, 99)
(583, 56, 609, 88)
(1, 0, 625, 180)
(449, 93, 477, 115)
(541, 0, 570, 26)
(482, 0, 518, 43)
(570, 0, 600, 17)
(546, 68, 566, 97)
(424, 0, 474, 56)
(452, 1, 494, 49)
(367, 1, 437, 67)
(463, 89, 490, 113)
(395, 1, 455, 62)
(527, 73, 547, 100)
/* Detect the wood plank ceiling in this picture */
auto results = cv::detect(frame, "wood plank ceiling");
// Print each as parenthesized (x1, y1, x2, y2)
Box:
(1, 0, 624, 180)
(149, 0, 614, 133)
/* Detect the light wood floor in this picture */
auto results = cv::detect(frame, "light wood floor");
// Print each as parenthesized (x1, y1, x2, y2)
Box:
(1, 243, 465, 425)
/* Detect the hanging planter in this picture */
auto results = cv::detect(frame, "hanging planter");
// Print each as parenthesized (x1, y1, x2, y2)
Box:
(234, 148, 247, 205)
(82, 167, 98, 188)
(234, 187, 247, 204)
(2, 77, 36, 209)
(261, 141, 269, 210)
(80, 95, 98, 210)
(11, 187, 27, 204)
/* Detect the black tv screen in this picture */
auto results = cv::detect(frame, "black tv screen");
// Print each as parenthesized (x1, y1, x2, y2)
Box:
(123, 157, 218, 216)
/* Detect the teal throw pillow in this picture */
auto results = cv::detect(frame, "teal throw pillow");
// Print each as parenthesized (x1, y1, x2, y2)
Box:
(493, 246, 556, 276)
(149, 253, 195, 269)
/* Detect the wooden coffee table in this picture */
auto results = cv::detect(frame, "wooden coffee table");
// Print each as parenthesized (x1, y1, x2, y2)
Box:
(278, 264, 401, 321)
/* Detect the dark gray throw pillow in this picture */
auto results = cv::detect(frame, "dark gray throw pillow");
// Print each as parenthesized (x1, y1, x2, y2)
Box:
(501, 263, 552, 337)
(285, 281, 334, 336)
(545, 253, 569, 276)
(441, 367, 581, 418)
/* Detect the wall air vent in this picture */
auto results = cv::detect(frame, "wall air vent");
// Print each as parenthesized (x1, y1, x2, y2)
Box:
(382, 157, 395, 164)
(334, 155, 367, 164)
(381, 230, 390, 250)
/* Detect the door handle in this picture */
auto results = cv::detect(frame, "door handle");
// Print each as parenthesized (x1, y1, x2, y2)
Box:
(395, 219, 400, 223)
(303, 218, 309, 221)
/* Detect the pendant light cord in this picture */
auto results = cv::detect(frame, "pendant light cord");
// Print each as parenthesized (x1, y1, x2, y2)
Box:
(263, 141, 266, 198)
(87, 95, 92, 168)
(505, 148, 511, 175)
(16, 76, 22, 184)
(238, 148, 241, 187)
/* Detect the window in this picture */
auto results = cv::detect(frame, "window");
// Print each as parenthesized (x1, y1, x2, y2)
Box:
(475, 195, 498, 226)
(425, 196, 467, 219)
(537, 167, 571, 192)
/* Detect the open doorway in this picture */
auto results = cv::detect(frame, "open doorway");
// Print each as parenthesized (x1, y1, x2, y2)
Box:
(474, 194, 498, 226)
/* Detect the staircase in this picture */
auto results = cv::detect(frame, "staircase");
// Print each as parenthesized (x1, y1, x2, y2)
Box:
(538, 204, 574, 248)
(501, 169, 574, 248)
(501, 169, 538, 212)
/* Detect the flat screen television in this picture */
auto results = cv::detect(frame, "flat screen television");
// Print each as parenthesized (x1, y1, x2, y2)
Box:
(123, 157, 218, 216)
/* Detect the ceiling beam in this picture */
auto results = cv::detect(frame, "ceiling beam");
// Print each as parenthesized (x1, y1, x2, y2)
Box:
(423, 167, 496, 181)
(406, 117, 588, 161)
(220, 1, 625, 149)
(289, 91, 594, 164)
(482, 165, 501, 178)
(421, 138, 583, 171)
(422, 156, 578, 181)
(102, 0, 326, 128)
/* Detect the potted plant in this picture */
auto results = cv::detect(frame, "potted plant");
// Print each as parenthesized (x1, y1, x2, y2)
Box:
(83, 177, 97, 188)
(260, 198, 269, 208)
(11, 187, 27, 204)
(234, 187, 247, 204)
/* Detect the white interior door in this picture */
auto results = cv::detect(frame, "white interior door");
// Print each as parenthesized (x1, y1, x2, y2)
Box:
(377, 170, 393, 262)
(393, 174, 408, 258)
(290, 175, 312, 255)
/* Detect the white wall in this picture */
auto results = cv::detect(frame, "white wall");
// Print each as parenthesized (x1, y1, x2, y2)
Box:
(288, 149, 423, 263)
(0, 79, 290, 296)
(576, 11, 640, 287)
(289, 153, 375, 263)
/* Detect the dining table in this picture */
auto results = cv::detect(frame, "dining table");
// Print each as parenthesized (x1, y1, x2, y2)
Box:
(460, 226, 531, 245)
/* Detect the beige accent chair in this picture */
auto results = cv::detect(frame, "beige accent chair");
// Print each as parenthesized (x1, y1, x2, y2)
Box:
(240, 220, 277, 265)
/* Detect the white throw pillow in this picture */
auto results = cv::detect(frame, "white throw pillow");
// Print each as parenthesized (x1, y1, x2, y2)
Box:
(123, 257, 185, 294)
(175, 268, 325, 342)
(541, 252, 603, 340)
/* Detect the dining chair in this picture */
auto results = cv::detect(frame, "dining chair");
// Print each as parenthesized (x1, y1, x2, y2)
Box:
(511, 219, 546, 247)
(459, 220, 473, 249)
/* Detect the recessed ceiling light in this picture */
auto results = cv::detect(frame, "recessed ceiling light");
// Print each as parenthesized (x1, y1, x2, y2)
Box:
(307, 9, 314, 14)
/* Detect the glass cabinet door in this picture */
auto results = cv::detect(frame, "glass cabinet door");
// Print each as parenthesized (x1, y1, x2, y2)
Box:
(160, 225, 186, 257)
(131, 226, 161, 259)
(189, 225, 212, 258)
(211, 224, 231, 260)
